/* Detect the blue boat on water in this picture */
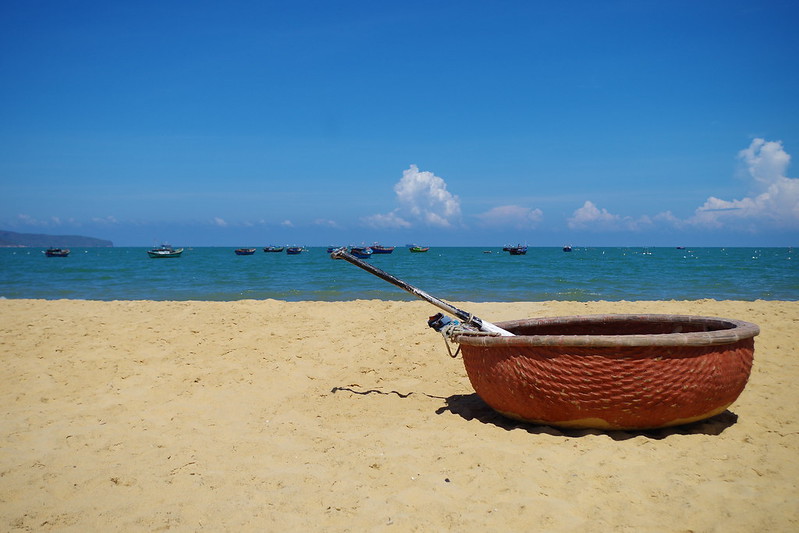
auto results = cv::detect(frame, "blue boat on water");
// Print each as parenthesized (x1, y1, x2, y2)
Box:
(350, 246, 373, 259)
(370, 244, 395, 254)
(286, 247, 305, 255)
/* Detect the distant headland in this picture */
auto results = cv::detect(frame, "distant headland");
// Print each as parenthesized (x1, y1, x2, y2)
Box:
(0, 230, 113, 248)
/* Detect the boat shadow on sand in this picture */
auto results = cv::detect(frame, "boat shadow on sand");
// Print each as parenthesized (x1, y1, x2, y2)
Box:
(435, 393, 739, 440)
(330, 386, 738, 440)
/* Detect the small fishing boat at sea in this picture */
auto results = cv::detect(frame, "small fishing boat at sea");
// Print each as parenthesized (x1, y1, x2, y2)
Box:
(263, 246, 284, 253)
(409, 246, 429, 253)
(371, 244, 395, 254)
(286, 246, 305, 255)
(234, 248, 256, 255)
(506, 245, 528, 255)
(147, 245, 183, 258)
(44, 248, 70, 257)
(563, 245, 572, 252)
(350, 246, 373, 259)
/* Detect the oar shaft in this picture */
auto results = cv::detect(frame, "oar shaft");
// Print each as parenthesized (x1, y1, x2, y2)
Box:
(331, 249, 513, 336)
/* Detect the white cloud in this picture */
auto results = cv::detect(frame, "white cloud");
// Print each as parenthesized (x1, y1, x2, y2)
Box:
(476, 205, 543, 229)
(568, 201, 620, 229)
(91, 216, 119, 225)
(213, 217, 228, 227)
(15, 214, 46, 227)
(690, 138, 799, 228)
(395, 165, 461, 227)
(653, 210, 684, 227)
(563, 140, 797, 235)
(365, 165, 462, 229)
(13, 214, 74, 227)
(739, 138, 791, 186)
(313, 218, 341, 228)
(361, 210, 412, 229)
(280, 219, 294, 227)
(568, 201, 652, 231)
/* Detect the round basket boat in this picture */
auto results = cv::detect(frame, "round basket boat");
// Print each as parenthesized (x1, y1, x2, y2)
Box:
(453, 314, 759, 430)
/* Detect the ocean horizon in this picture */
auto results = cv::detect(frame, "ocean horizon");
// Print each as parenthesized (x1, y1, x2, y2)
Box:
(1, 246, 796, 302)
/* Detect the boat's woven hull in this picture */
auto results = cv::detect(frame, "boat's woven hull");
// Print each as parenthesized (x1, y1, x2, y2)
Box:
(456, 314, 758, 430)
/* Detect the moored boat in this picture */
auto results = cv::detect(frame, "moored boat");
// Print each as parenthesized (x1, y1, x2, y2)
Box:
(263, 246, 284, 253)
(286, 246, 305, 255)
(506, 245, 528, 255)
(409, 246, 429, 253)
(350, 246, 373, 259)
(44, 248, 70, 257)
(371, 244, 395, 254)
(147, 245, 183, 258)
(563, 245, 572, 252)
(234, 248, 256, 255)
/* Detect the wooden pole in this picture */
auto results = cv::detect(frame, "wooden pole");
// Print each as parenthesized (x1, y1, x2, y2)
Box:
(331, 248, 514, 336)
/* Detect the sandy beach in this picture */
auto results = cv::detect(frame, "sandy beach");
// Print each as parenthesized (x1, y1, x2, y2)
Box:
(1, 298, 797, 532)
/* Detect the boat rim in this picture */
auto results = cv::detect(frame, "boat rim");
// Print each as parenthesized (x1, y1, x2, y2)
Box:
(453, 314, 760, 348)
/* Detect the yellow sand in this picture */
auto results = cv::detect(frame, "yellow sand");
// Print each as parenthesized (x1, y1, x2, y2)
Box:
(1, 299, 797, 532)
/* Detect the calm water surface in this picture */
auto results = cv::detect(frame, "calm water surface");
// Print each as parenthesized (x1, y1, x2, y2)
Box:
(0, 247, 796, 301)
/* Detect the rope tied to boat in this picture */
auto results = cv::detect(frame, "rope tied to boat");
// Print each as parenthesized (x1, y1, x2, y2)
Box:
(427, 313, 502, 358)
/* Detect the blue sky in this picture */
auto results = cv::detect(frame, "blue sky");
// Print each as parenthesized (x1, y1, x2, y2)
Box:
(1, 0, 798, 247)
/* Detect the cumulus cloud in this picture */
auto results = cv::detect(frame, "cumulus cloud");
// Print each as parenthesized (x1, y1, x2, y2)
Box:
(476, 205, 543, 229)
(568, 201, 619, 229)
(563, 140, 797, 235)
(280, 219, 294, 227)
(739, 138, 791, 185)
(364, 165, 461, 229)
(395, 165, 461, 227)
(568, 201, 652, 231)
(691, 138, 799, 228)
(212, 217, 228, 227)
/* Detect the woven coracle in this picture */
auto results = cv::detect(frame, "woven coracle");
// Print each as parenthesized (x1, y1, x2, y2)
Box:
(454, 314, 759, 430)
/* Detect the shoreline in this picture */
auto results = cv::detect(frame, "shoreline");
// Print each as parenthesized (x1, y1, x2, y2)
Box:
(2, 299, 797, 531)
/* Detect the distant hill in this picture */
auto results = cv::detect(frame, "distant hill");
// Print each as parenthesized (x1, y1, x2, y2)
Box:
(0, 230, 113, 248)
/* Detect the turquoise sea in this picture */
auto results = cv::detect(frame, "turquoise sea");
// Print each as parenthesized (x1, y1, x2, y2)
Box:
(0, 247, 796, 302)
